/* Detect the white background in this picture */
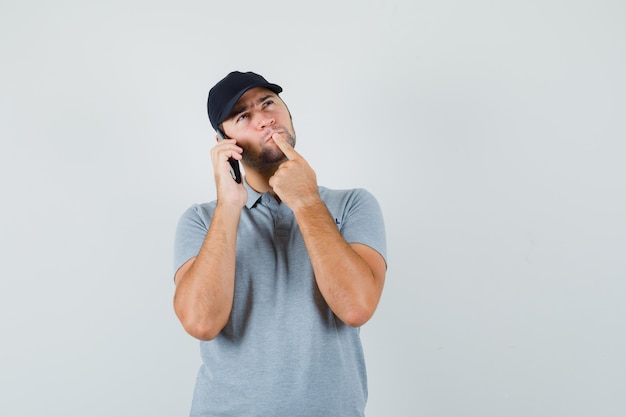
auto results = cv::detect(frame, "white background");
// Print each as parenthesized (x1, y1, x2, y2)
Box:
(1, 1, 625, 416)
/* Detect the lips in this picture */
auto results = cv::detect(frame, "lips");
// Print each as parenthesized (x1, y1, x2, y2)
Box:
(263, 129, 283, 143)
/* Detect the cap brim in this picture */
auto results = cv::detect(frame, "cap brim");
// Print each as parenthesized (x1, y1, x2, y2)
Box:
(217, 82, 282, 127)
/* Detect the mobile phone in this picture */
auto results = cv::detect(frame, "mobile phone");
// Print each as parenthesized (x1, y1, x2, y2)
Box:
(217, 129, 242, 184)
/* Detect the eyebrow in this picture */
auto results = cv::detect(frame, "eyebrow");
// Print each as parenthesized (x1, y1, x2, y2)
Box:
(228, 94, 275, 120)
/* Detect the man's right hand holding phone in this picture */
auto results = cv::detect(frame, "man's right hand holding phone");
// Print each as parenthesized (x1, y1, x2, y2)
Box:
(211, 137, 247, 209)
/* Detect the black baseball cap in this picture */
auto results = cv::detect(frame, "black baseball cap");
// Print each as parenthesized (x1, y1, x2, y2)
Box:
(207, 71, 283, 131)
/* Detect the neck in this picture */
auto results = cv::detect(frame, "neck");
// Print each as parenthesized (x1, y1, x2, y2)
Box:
(243, 166, 279, 198)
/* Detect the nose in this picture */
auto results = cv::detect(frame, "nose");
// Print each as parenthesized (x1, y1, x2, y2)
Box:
(255, 113, 274, 130)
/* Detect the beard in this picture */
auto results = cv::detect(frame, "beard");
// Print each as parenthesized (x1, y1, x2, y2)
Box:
(241, 126, 297, 175)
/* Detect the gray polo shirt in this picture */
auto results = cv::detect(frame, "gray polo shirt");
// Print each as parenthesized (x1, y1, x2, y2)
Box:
(174, 180, 387, 417)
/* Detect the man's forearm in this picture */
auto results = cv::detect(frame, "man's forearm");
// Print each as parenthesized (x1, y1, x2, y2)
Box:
(293, 198, 382, 327)
(174, 202, 241, 340)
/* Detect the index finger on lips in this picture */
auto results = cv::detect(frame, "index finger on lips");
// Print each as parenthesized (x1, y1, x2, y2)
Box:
(272, 133, 298, 160)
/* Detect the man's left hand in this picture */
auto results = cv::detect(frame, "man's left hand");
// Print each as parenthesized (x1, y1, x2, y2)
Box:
(269, 133, 320, 210)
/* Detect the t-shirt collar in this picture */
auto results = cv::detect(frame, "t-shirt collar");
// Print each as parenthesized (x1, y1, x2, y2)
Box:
(243, 179, 265, 209)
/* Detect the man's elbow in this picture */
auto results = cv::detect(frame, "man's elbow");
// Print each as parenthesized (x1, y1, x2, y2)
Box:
(175, 307, 227, 341)
(182, 320, 223, 341)
(340, 305, 376, 328)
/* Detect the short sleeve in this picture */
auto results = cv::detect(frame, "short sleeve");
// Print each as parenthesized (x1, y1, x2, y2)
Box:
(337, 188, 387, 266)
(172, 203, 214, 276)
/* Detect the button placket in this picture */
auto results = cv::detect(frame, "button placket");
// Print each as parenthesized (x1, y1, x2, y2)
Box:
(274, 203, 290, 239)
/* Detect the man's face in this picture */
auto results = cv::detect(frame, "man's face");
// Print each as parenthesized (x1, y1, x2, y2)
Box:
(221, 87, 296, 174)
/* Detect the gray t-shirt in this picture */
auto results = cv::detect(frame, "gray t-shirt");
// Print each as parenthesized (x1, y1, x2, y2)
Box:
(174, 181, 387, 417)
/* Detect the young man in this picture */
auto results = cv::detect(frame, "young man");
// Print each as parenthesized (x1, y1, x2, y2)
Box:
(173, 71, 387, 416)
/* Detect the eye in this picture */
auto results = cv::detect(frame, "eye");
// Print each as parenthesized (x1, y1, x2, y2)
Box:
(262, 100, 274, 108)
(236, 113, 249, 122)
